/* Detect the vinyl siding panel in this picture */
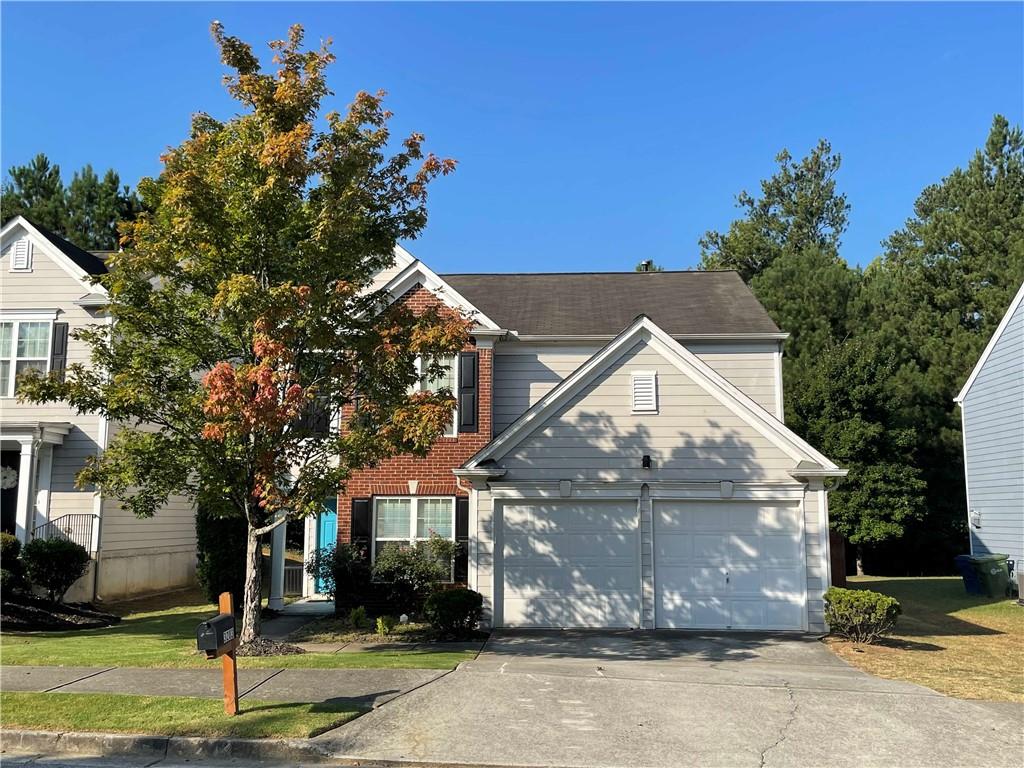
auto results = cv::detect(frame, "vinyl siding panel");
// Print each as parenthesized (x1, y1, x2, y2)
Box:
(492, 341, 780, 433)
(961, 297, 1024, 576)
(501, 341, 793, 483)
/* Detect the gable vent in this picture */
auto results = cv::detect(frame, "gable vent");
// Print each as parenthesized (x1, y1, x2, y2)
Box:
(10, 239, 32, 271)
(631, 371, 658, 412)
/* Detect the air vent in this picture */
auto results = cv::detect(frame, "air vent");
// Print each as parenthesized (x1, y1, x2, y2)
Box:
(631, 371, 658, 412)
(10, 239, 32, 271)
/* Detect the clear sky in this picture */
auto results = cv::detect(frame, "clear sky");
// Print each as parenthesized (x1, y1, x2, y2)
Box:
(2, 2, 1021, 272)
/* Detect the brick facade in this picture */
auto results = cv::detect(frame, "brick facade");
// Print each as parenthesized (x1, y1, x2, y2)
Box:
(336, 285, 493, 544)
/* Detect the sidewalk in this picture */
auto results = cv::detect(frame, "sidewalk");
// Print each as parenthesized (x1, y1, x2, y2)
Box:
(2, 665, 445, 708)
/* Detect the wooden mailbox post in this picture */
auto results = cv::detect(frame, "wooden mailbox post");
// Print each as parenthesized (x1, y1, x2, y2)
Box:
(196, 591, 240, 716)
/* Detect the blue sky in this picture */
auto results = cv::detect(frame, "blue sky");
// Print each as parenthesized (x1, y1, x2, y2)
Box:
(2, 2, 1021, 272)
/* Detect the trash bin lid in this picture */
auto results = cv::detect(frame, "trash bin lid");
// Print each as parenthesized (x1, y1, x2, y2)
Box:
(969, 553, 1009, 563)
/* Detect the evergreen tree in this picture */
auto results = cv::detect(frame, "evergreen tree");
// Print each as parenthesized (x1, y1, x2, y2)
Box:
(635, 259, 665, 272)
(66, 165, 143, 250)
(0, 153, 66, 232)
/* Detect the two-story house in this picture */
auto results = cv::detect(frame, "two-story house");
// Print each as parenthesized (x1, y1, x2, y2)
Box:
(0, 216, 197, 601)
(302, 255, 846, 633)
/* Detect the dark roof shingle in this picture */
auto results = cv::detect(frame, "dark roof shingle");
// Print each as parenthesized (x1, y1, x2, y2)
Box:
(441, 270, 781, 336)
(28, 219, 108, 276)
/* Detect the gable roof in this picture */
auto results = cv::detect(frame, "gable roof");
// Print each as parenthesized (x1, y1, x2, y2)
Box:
(1, 216, 108, 294)
(955, 280, 1024, 403)
(380, 259, 502, 330)
(463, 314, 843, 474)
(440, 270, 783, 337)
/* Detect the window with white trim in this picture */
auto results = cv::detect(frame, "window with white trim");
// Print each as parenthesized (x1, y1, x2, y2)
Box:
(410, 355, 457, 437)
(9, 238, 33, 272)
(373, 496, 456, 576)
(631, 370, 658, 413)
(0, 319, 52, 397)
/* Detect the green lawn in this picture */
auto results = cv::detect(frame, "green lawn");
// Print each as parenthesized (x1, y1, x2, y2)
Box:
(827, 576, 1024, 702)
(0, 591, 477, 670)
(0, 692, 362, 738)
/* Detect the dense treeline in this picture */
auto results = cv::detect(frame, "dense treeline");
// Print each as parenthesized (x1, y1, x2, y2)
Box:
(702, 115, 1024, 574)
(1, 153, 142, 250)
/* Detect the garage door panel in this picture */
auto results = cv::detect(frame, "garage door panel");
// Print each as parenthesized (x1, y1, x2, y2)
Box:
(500, 501, 639, 628)
(654, 499, 805, 630)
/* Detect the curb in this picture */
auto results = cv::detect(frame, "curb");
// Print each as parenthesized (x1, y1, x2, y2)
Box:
(1, 729, 335, 763)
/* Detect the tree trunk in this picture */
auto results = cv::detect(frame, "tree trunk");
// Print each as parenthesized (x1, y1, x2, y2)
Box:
(239, 527, 263, 645)
(856, 544, 865, 576)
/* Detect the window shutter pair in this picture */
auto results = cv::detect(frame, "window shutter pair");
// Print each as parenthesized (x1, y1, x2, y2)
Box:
(50, 323, 69, 381)
(458, 351, 479, 433)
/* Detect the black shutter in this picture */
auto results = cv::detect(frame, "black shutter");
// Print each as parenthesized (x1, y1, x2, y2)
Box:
(458, 351, 479, 433)
(454, 496, 469, 583)
(351, 498, 372, 560)
(50, 322, 69, 381)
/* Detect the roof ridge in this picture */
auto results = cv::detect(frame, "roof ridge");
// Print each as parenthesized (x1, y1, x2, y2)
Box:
(439, 269, 740, 276)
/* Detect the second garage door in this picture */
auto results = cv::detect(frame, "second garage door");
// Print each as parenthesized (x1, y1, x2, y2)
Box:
(499, 500, 640, 628)
(654, 499, 806, 630)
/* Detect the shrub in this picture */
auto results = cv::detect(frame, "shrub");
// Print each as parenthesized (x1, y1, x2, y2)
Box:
(824, 586, 901, 644)
(22, 538, 91, 602)
(348, 605, 368, 629)
(1, 532, 26, 593)
(371, 535, 455, 615)
(306, 543, 373, 614)
(195, 504, 248, 606)
(376, 615, 395, 637)
(424, 587, 483, 638)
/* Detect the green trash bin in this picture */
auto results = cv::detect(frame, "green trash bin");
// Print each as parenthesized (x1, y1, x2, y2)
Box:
(969, 554, 1011, 598)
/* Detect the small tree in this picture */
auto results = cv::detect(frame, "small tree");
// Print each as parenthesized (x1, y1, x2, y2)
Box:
(20, 23, 468, 643)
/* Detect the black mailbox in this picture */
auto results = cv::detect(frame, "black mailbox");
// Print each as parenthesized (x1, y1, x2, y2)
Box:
(196, 613, 236, 652)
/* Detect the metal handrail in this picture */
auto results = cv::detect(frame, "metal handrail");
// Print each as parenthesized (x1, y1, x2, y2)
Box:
(31, 513, 97, 551)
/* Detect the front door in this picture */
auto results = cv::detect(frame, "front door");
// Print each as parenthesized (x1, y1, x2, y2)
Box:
(315, 498, 338, 594)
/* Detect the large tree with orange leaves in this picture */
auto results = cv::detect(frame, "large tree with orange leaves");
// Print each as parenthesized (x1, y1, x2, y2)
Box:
(20, 23, 469, 642)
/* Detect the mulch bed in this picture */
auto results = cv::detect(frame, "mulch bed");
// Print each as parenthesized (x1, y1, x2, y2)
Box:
(236, 637, 306, 656)
(1, 593, 121, 631)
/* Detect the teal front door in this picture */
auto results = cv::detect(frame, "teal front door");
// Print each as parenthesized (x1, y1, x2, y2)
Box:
(315, 498, 338, 594)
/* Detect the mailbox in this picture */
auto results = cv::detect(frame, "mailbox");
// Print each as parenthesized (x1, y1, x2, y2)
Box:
(196, 613, 236, 653)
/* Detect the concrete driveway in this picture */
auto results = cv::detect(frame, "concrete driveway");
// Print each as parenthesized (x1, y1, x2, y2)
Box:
(319, 629, 1024, 768)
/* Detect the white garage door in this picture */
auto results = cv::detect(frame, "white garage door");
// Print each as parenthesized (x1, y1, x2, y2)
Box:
(499, 500, 640, 628)
(654, 499, 806, 630)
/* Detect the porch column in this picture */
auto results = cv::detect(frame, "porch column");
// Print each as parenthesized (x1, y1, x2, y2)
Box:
(33, 443, 54, 532)
(268, 519, 286, 610)
(14, 440, 36, 543)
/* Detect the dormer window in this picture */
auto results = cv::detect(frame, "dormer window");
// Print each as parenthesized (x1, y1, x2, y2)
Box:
(10, 238, 32, 272)
(631, 370, 658, 413)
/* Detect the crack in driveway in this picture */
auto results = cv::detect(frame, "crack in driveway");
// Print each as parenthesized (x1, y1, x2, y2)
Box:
(758, 681, 798, 768)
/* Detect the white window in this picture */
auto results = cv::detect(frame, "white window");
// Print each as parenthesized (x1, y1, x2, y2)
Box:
(410, 355, 457, 437)
(0, 319, 52, 397)
(631, 370, 658, 413)
(9, 239, 33, 272)
(372, 496, 456, 573)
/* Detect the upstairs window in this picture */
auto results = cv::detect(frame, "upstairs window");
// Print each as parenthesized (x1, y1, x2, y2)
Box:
(0, 320, 52, 397)
(9, 239, 32, 272)
(410, 355, 457, 437)
(631, 370, 658, 413)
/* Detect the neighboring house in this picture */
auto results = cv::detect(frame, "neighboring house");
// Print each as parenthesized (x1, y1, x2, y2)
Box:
(955, 281, 1024, 584)
(301, 255, 847, 632)
(0, 216, 197, 601)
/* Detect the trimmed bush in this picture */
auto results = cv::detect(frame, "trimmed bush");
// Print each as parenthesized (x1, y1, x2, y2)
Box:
(1, 532, 26, 593)
(195, 505, 247, 606)
(348, 605, 368, 629)
(306, 542, 373, 614)
(371, 536, 453, 615)
(424, 587, 483, 638)
(824, 586, 901, 644)
(22, 538, 91, 603)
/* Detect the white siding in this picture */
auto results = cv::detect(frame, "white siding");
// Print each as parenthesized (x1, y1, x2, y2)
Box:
(492, 341, 780, 434)
(962, 298, 1024, 575)
(500, 341, 793, 483)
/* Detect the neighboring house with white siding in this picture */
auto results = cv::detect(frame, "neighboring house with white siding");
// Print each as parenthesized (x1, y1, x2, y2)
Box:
(1, 216, 197, 602)
(317, 259, 848, 633)
(955, 281, 1024, 585)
